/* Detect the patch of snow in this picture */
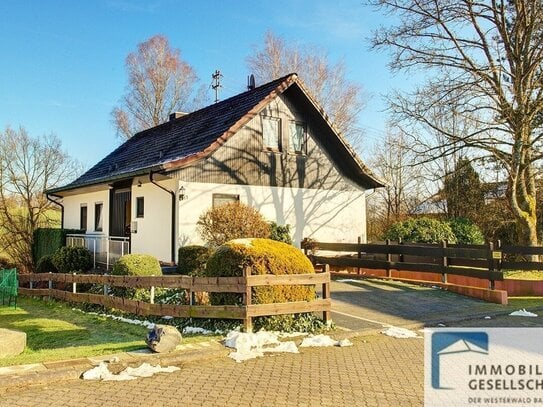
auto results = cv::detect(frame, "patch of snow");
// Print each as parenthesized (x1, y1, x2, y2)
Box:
(182, 326, 215, 335)
(337, 338, 353, 347)
(381, 327, 419, 339)
(484, 316, 492, 320)
(262, 341, 299, 353)
(509, 309, 538, 317)
(437, 323, 446, 327)
(72, 308, 155, 329)
(162, 316, 174, 320)
(336, 279, 362, 283)
(82, 362, 180, 381)
(274, 331, 309, 338)
(299, 334, 352, 348)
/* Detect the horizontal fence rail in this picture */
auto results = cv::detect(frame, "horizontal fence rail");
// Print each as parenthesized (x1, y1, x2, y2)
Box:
(302, 239, 509, 289)
(18, 269, 331, 332)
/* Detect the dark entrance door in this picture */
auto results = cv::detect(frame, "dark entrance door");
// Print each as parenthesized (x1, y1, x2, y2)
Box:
(110, 188, 132, 237)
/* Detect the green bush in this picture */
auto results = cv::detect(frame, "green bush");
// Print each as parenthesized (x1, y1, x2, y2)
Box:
(383, 217, 457, 244)
(205, 238, 315, 306)
(270, 222, 293, 245)
(32, 228, 84, 265)
(112, 254, 162, 300)
(36, 255, 58, 273)
(177, 246, 213, 276)
(51, 246, 92, 273)
(447, 218, 485, 244)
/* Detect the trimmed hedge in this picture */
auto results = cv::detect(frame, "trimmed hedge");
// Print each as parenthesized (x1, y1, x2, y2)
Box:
(51, 246, 92, 273)
(33, 228, 84, 264)
(448, 218, 485, 244)
(177, 246, 213, 276)
(383, 217, 457, 244)
(112, 254, 162, 300)
(205, 238, 315, 305)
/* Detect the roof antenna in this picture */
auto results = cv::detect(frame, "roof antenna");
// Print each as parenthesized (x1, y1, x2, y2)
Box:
(247, 74, 256, 90)
(211, 70, 223, 103)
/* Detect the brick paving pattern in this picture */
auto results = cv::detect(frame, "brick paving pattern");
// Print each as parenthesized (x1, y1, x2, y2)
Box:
(0, 335, 424, 407)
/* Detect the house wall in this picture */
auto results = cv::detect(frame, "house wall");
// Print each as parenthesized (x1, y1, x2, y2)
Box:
(129, 178, 177, 262)
(172, 92, 356, 191)
(176, 181, 366, 248)
(63, 189, 109, 234)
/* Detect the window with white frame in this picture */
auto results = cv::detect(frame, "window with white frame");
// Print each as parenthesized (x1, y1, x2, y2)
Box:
(262, 116, 280, 150)
(289, 121, 306, 154)
(94, 203, 103, 232)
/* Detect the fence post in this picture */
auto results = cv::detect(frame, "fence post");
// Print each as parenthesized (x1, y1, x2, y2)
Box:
(441, 240, 448, 284)
(103, 273, 109, 296)
(357, 236, 362, 275)
(72, 272, 77, 294)
(150, 286, 155, 304)
(386, 239, 392, 278)
(243, 266, 253, 333)
(48, 272, 53, 301)
(488, 241, 495, 290)
(93, 239, 96, 269)
(322, 264, 331, 324)
(30, 279, 33, 290)
(106, 240, 110, 271)
(398, 238, 404, 263)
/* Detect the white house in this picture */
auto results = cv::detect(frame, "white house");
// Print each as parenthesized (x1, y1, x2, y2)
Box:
(47, 74, 383, 264)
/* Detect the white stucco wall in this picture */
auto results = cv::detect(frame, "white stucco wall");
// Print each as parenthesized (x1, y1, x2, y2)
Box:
(176, 181, 366, 249)
(63, 189, 109, 234)
(129, 178, 177, 262)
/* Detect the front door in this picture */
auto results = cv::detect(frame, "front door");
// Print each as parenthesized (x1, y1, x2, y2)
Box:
(110, 188, 131, 237)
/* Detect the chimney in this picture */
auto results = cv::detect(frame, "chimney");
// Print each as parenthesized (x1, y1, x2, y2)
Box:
(169, 112, 187, 121)
(247, 74, 256, 90)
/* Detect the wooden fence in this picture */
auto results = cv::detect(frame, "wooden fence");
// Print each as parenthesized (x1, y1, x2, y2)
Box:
(18, 268, 330, 332)
(302, 239, 508, 289)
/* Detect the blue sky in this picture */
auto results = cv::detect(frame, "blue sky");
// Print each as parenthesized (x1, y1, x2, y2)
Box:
(0, 0, 408, 168)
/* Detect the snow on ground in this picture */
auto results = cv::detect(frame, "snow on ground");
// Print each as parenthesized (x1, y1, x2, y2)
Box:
(509, 309, 538, 317)
(182, 326, 221, 335)
(72, 309, 155, 329)
(381, 326, 419, 339)
(224, 331, 352, 362)
(336, 279, 362, 283)
(82, 362, 180, 381)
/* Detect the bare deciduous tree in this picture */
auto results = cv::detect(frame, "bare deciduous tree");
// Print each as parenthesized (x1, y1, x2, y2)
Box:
(0, 126, 79, 271)
(112, 35, 201, 139)
(247, 31, 364, 139)
(367, 129, 425, 239)
(370, 0, 543, 246)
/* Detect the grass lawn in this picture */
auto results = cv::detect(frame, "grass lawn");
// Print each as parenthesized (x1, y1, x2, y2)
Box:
(0, 296, 217, 367)
(504, 270, 543, 280)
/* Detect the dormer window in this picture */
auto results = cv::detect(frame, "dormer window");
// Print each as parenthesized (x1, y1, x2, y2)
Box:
(262, 116, 280, 151)
(289, 121, 306, 154)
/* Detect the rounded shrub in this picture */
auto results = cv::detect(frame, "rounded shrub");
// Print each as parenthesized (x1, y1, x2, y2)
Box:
(205, 238, 316, 306)
(36, 255, 58, 273)
(197, 202, 271, 247)
(383, 217, 457, 244)
(111, 254, 162, 300)
(447, 218, 485, 244)
(52, 246, 92, 273)
(177, 246, 213, 276)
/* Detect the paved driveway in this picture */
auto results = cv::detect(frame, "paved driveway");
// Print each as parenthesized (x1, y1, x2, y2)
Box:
(329, 278, 537, 331)
(0, 335, 424, 407)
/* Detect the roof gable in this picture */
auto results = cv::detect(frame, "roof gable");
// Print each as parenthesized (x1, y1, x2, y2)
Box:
(49, 74, 383, 194)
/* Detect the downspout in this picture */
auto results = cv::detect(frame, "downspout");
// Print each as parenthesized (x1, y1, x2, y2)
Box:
(46, 193, 64, 229)
(149, 172, 176, 264)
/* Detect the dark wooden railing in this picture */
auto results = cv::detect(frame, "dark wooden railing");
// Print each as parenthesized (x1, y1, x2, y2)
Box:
(18, 268, 331, 332)
(302, 239, 508, 288)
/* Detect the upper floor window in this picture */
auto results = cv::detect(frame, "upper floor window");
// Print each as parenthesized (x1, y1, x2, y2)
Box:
(94, 203, 103, 232)
(289, 121, 306, 154)
(262, 116, 280, 151)
(80, 205, 87, 231)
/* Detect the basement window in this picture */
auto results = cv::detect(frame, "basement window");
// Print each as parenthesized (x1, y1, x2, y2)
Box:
(262, 116, 281, 151)
(212, 194, 240, 208)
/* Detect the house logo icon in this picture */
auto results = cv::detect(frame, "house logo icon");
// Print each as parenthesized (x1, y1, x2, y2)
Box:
(431, 331, 488, 389)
